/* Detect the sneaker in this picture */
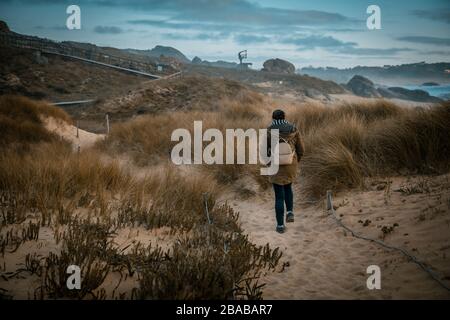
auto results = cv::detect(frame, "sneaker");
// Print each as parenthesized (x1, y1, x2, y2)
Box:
(286, 212, 294, 223)
(276, 225, 286, 234)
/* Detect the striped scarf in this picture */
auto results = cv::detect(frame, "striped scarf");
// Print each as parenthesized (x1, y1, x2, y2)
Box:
(271, 119, 288, 126)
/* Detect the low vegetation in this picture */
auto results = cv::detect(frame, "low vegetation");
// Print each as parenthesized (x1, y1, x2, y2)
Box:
(0, 96, 281, 299)
(100, 94, 450, 199)
(290, 100, 450, 198)
(2, 92, 449, 299)
(0, 95, 71, 150)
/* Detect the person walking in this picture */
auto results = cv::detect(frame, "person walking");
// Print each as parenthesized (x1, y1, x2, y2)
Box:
(267, 109, 304, 234)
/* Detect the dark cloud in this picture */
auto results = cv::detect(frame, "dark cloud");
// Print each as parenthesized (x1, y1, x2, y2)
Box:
(127, 19, 246, 32)
(12, 0, 356, 26)
(128, 20, 201, 30)
(280, 34, 413, 57)
(195, 32, 230, 41)
(162, 32, 229, 41)
(228, 32, 413, 57)
(412, 9, 450, 24)
(15, 0, 355, 27)
(282, 35, 356, 49)
(325, 27, 363, 33)
(424, 50, 450, 55)
(397, 36, 450, 46)
(338, 47, 414, 56)
(94, 25, 124, 34)
(234, 34, 270, 45)
(235, 33, 413, 58)
(118, 0, 355, 26)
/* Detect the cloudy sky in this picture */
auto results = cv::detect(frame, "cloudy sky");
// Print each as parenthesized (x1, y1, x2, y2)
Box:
(1, 0, 449, 69)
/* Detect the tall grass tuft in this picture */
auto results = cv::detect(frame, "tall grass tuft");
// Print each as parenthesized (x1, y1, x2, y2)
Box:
(0, 95, 72, 151)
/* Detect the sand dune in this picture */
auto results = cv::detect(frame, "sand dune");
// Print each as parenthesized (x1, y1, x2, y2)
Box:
(43, 116, 104, 150)
(226, 175, 450, 299)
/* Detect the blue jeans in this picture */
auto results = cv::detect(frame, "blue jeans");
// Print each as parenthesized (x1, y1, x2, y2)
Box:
(273, 183, 293, 226)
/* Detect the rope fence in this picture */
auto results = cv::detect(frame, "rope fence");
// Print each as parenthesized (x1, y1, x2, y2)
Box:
(326, 190, 450, 293)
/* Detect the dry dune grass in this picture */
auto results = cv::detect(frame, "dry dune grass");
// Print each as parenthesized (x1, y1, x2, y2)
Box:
(0, 142, 282, 299)
(2, 93, 448, 299)
(286, 100, 403, 136)
(222, 95, 265, 121)
(0, 142, 133, 228)
(0, 95, 72, 124)
(0, 95, 72, 150)
(98, 92, 271, 187)
(0, 96, 281, 299)
(291, 100, 450, 198)
(101, 95, 450, 199)
(98, 111, 217, 165)
(88, 76, 263, 122)
(365, 105, 450, 172)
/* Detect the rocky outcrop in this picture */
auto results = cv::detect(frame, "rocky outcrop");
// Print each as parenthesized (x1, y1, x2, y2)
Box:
(346, 75, 441, 102)
(346, 75, 381, 98)
(262, 58, 295, 74)
(387, 87, 442, 103)
(300, 62, 450, 86)
(191, 56, 238, 69)
(0, 20, 9, 33)
(148, 45, 190, 63)
(125, 46, 190, 64)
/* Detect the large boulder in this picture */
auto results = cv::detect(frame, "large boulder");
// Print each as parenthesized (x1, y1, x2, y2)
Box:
(346, 75, 381, 98)
(262, 58, 295, 74)
(422, 82, 439, 87)
(0, 20, 10, 33)
(148, 45, 190, 63)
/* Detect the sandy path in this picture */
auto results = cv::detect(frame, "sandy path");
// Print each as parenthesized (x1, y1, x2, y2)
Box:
(43, 116, 105, 150)
(226, 177, 450, 299)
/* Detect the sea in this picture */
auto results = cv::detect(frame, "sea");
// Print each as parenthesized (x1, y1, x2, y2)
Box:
(402, 84, 450, 100)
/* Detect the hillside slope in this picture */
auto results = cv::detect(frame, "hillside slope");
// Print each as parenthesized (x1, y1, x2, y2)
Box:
(0, 45, 147, 102)
(126, 45, 190, 64)
(184, 64, 346, 99)
(75, 75, 260, 122)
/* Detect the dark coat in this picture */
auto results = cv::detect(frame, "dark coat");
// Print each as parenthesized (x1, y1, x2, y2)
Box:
(267, 120, 304, 185)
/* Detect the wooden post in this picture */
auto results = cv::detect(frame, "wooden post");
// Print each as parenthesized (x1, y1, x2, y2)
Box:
(106, 114, 110, 135)
(76, 120, 79, 138)
(326, 190, 333, 211)
(203, 193, 212, 225)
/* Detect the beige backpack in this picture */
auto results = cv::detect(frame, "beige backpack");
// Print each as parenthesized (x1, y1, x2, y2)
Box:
(274, 137, 294, 165)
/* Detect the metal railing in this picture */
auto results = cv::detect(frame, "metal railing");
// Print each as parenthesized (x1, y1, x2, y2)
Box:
(0, 32, 163, 78)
